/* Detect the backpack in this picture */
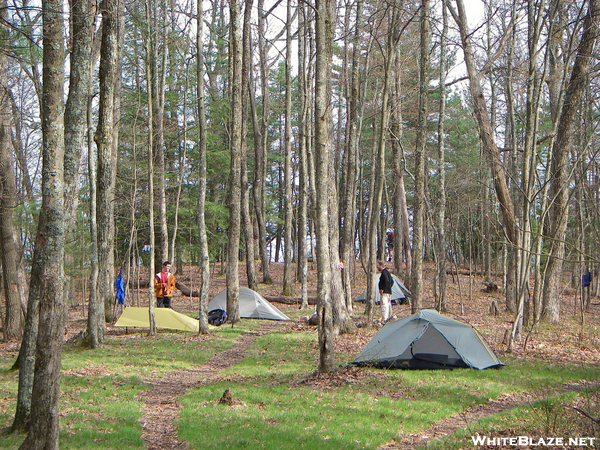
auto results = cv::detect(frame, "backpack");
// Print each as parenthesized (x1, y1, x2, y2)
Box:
(208, 309, 227, 326)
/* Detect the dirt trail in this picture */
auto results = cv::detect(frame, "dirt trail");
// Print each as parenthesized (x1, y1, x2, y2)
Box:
(139, 328, 267, 450)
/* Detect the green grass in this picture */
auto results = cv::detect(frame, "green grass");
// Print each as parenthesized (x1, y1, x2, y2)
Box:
(1, 320, 600, 449)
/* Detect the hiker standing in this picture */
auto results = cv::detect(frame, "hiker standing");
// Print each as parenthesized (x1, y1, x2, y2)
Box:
(377, 261, 393, 322)
(154, 261, 176, 308)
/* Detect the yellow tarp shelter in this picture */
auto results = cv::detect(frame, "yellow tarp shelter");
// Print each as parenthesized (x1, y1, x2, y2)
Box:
(114, 307, 199, 332)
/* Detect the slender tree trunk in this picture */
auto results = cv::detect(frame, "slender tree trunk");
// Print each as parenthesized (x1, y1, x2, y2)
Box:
(297, 0, 310, 309)
(145, 0, 157, 335)
(196, 0, 210, 334)
(315, 0, 335, 373)
(87, 91, 101, 348)
(282, 0, 294, 297)
(254, 0, 272, 284)
(367, 2, 399, 321)
(150, 0, 169, 263)
(95, 1, 120, 324)
(18, 0, 66, 447)
(226, 0, 243, 324)
(435, 1, 448, 312)
(410, 0, 430, 313)
(340, 0, 363, 313)
(241, 0, 257, 291)
(0, 2, 26, 340)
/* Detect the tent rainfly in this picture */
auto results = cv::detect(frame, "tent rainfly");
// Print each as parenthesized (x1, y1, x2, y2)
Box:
(208, 287, 291, 321)
(356, 273, 411, 305)
(351, 310, 503, 370)
(114, 307, 199, 332)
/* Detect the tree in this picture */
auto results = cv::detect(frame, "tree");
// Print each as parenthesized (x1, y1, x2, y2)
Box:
(448, 0, 518, 311)
(241, 0, 257, 291)
(0, 0, 26, 341)
(315, 0, 336, 373)
(17, 0, 66, 446)
(196, 0, 210, 334)
(281, 0, 294, 297)
(410, 0, 431, 313)
(542, 0, 600, 324)
(95, 0, 120, 324)
(226, 0, 243, 324)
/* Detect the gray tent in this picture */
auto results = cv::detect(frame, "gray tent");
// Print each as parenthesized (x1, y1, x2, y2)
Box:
(351, 310, 503, 370)
(208, 287, 291, 321)
(356, 273, 411, 305)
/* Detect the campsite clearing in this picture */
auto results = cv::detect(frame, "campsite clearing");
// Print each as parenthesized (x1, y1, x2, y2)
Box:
(1, 263, 599, 449)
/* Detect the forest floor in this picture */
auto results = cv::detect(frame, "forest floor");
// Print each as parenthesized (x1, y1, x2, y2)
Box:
(2, 261, 599, 449)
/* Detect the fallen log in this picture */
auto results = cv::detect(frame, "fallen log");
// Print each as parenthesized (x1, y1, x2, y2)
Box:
(263, 295, 317, 306)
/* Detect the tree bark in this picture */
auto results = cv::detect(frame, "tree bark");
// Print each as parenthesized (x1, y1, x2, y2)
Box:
(253, 0, 272, 285)
(315, 0, 335, 373)
(145, 0, 157, 335)
(297, 0, 310, 309)
(17, 0, 66, 446)
(95, 0, 120, 324)
(241, 0, 257, 291)
(226, 0, 243, 324)
(196, 0, 210, 334)
(282, 0, 294, 297)
(410, 0, 431, 313)
(0, 2, 26, 340)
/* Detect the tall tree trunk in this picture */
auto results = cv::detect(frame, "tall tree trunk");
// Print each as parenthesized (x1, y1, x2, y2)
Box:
(253, 0, 272, 284)
(410, 0, 431, 313)
(196, 0, 210, 334)
(435, 1, 448, 312)
(86, 91, 101, 347)
(282, 0, 294, 297)
(340, 0, 363, 313)
(18, 0, 66, 447)
(145, 0, 157, 336)
(0, 0, 26, 340)
(226, 0, 243, 324)
(315, 0, 335, 373)
(297, 0, 310, 309)
(241, 0, 257, 291)
(543, 0, 600, 324)
(95, 1, 120, 324)
(150, 0, 169, 263)
(366, 2, 399, 322)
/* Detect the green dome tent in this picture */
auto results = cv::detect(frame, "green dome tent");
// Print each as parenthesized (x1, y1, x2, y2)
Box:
(351, 310, 503, 370)
(208, 287, 291, 321)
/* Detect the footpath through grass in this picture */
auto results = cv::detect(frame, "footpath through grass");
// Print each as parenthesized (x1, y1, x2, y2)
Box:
(1, 311, 600, 449)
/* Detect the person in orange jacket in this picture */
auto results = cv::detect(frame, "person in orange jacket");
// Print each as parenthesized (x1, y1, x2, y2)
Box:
(154, 261, 176, 308)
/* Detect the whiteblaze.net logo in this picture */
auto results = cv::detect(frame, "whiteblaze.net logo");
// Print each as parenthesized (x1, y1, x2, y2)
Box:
(470, 436, 597, 447)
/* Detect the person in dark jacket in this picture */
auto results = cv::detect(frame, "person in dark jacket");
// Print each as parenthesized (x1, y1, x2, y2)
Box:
(377, 261, 393, 322)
